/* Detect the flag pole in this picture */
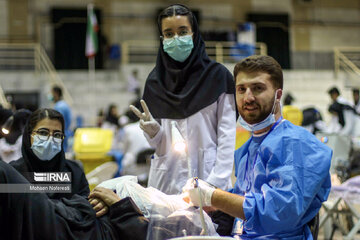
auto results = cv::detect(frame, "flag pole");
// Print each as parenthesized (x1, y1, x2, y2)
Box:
(88, 56, 95, 114)
(86, 3, 98, 123)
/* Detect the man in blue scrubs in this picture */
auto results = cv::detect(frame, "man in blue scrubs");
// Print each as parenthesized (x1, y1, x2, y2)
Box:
(51, 85, 72, 152)
(184, 55, 332, 239)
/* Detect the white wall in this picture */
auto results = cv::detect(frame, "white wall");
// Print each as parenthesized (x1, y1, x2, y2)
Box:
(310, 26, 360, 51)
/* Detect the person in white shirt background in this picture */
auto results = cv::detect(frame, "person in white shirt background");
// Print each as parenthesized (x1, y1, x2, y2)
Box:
(327, 86, 360, 137)
(0, 109, 31, 163)
(352, 88, 360, 115)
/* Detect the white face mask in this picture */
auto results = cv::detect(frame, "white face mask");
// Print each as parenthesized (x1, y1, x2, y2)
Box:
(238, 90, 279, 132)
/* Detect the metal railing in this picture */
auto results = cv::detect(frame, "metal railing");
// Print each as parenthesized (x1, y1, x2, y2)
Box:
(334, 47, 360, 86)
(0, 43, 73, 106)
(121, 40, 267, 64)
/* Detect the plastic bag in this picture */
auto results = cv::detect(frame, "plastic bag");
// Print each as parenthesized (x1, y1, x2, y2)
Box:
(146, 207, 219, 240)
(98, 176, 219, 239)
(98, 176, 189, 218)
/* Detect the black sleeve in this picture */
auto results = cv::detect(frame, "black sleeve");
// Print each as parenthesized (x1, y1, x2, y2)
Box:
(9, 158, 28, 175)
(66, 161, 90, 198)
(109, 197, 149, 240)
(208, 210, 235, 236)
(76, 170, 90, 197)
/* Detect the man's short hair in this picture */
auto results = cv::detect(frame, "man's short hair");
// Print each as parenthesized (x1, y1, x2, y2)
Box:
(352, 88, 359, 95)
(328, 87, 340, 96)
(52, 85, 63, 98)
(233, 55, 283, 89)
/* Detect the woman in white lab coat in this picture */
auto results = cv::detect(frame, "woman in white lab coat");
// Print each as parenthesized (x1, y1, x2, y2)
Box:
(131, 4, 236, 194)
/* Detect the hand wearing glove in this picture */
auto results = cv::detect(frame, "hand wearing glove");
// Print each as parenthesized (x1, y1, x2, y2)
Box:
(130, 99, 160, 138)
(182, 178, 216, 207)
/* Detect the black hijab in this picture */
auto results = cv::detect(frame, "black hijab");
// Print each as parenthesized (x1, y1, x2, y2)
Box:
(143, 4, 235, 119)
(19, 112, 66, 172)
(10, 109, 90, 199)
(3, 109, 31, 145)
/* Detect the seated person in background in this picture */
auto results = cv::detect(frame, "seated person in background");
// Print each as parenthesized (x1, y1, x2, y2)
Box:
(101, 103, 124, 148)
(327, 86, 360, 136)
(0, 109, 31, 163)
(120, 102, 154, 180)
(281, 93, 303, 126)
(96, 108, 105, 127)
(101, 104, 125, 172)
(352, 88, 360, 114)
(101, 104, 120, 133)
(301, 107, 327, 135)
(183, 55, 332, 239)
(10, 108, 89, 199)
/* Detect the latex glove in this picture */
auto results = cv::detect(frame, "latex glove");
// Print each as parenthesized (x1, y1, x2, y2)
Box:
(129, 100, 160, 138)
(182, 178, 215, 207)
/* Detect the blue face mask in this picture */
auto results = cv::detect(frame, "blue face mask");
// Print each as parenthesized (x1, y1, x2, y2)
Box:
(31, 135, 62, 161)
(47, 93, 54, 102)
(163, 35, 194, 62)
(238, 90, 279, 132)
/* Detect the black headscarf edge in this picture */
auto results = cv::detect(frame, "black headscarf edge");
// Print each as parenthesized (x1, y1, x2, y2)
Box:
(20, 115, 66, 172)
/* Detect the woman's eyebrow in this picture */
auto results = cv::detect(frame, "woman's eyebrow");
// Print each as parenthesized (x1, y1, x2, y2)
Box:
(177, 26, 190, 30)
(36, 127, 50, 131)
(162, 28, 172, 33)
(36, 128, 62, 132)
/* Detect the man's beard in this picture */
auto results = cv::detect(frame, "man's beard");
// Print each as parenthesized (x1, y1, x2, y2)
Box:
(239, 97, 275, 125)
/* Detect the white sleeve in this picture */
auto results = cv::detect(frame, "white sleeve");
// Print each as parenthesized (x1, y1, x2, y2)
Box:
(143, 126, 164, 149)
(205, 93, 236, 189)
(340, 110, 355, 136)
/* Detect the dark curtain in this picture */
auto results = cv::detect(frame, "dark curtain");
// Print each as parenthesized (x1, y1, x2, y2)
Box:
(52, 8, 103, 70)
(247, 13, 291, 69)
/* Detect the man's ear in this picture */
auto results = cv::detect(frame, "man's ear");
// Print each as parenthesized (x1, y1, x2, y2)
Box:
(276, 89, 283, 102)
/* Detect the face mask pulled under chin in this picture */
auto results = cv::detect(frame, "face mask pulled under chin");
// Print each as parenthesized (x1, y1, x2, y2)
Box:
(238, 90, 279, 132)
(31, 135, 62, 161)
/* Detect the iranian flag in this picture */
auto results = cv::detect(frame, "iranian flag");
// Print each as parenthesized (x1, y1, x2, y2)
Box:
(85, 4, 99, 58)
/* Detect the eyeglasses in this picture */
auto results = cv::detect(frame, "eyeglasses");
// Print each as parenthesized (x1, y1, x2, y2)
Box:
(32, 128, 64, 143)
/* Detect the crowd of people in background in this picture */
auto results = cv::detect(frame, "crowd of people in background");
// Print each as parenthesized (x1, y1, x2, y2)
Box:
(282, 86, 360, 138)
(2, 77, 360, 185)
(2, 78, 360, 179)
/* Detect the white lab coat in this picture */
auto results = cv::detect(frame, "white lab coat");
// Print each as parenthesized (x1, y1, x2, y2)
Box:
(144, 93, 236, 194)
(354, 101, 360, 115)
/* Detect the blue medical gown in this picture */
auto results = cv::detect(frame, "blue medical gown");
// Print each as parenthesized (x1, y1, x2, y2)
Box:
(54, 100, 72, 151)
(230, 120, 332, 239)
